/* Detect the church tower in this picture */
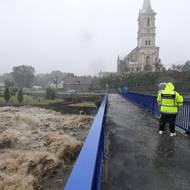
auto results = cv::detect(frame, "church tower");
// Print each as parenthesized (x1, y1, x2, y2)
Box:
(117, 0, 161, 74)
(137, 0, 160, 71)
(138, 0, 156, 48)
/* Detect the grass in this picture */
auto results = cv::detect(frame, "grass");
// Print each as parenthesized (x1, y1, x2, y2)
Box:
(0, 97, 4, 104)
(69, 102, 96, 108)
(0, 95, 64, 106)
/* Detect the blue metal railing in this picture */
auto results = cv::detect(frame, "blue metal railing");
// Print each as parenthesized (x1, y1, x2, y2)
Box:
(122, 91, 190, 133)
(64, 95, 108, 190)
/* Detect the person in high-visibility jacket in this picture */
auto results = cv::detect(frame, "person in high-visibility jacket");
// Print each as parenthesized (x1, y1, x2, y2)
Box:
(157, 82, 183, 136)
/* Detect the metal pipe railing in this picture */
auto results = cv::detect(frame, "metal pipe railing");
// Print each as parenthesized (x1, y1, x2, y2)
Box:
(64, 95, 108, 190)
(122, 91, 190, 133)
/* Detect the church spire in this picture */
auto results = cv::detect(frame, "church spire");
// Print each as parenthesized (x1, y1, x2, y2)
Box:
(141, 0, 154, 13)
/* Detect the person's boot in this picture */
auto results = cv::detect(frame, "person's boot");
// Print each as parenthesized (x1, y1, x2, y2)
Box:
(170, 133, 176, 137)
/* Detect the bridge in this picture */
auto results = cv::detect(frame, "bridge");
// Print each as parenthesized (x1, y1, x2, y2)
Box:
(64, 92, 190, 190)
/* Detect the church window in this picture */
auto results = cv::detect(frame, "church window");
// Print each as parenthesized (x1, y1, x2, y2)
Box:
(146, 40, 151, 46)
(147, 18, 150, 26)
(145, 40, 151, 46)
(146, 56, 150, 64)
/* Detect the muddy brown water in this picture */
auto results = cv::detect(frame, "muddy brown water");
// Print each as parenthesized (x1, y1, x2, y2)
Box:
(0, 106, 94, 190)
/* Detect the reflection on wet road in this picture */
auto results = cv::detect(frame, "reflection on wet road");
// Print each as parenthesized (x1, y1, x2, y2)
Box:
(107, 94, 190, 190)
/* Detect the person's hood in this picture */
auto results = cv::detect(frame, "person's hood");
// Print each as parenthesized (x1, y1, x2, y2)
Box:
(165, 82, 175, 91)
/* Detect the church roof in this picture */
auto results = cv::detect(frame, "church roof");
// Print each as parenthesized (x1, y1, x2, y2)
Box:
(140, 0, 154, 14)
(125, 47, 139, 57)
(118, 54, 125, 60)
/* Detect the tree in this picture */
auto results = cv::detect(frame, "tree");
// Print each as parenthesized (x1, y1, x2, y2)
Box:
(155, 62, 165, 72)
(12, 65, 35, 88)
(4, 78, 14, 88)
(50, 71, 65, 88)
(3, 73, 15, 88)
(10, 87, 19, 96)
(171, 64, 183, 72)
(33, 72, 74, 88)
(144, 64, 153, 72)
(46, 86, 56, 100)
(4, 88, 11, 104)
(17, 88, 24, 104)
(181, 61, 190, 72)
(34, 73, 50, 88)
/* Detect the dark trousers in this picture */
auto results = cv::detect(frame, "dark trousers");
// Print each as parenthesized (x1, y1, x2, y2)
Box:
(159, 113, 177, 133)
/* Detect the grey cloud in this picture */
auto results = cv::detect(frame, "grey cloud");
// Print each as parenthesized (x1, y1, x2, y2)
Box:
(0, 0, 189, 75)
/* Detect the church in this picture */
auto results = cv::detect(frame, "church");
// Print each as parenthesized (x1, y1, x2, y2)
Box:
(117, 0, 162, 74)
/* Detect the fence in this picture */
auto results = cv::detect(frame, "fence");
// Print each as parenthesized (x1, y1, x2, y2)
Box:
(64, 95, 108, 190)
(122, 91, 190, 133)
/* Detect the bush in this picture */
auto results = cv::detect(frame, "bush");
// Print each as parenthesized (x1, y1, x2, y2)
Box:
(4, 88, 11, 103)
(10, 87, 19, 96)
(17, 88, 24, 104)
(46, 86, 56, 100)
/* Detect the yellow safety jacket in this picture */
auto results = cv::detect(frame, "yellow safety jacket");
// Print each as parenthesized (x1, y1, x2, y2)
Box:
(157, 82, 183, 114)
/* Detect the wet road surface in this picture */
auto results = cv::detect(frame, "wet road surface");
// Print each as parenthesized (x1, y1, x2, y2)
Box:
(106, 94, 190, 190)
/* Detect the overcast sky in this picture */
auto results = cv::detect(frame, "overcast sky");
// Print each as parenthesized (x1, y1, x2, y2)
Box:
(0, 0, 189, 75)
